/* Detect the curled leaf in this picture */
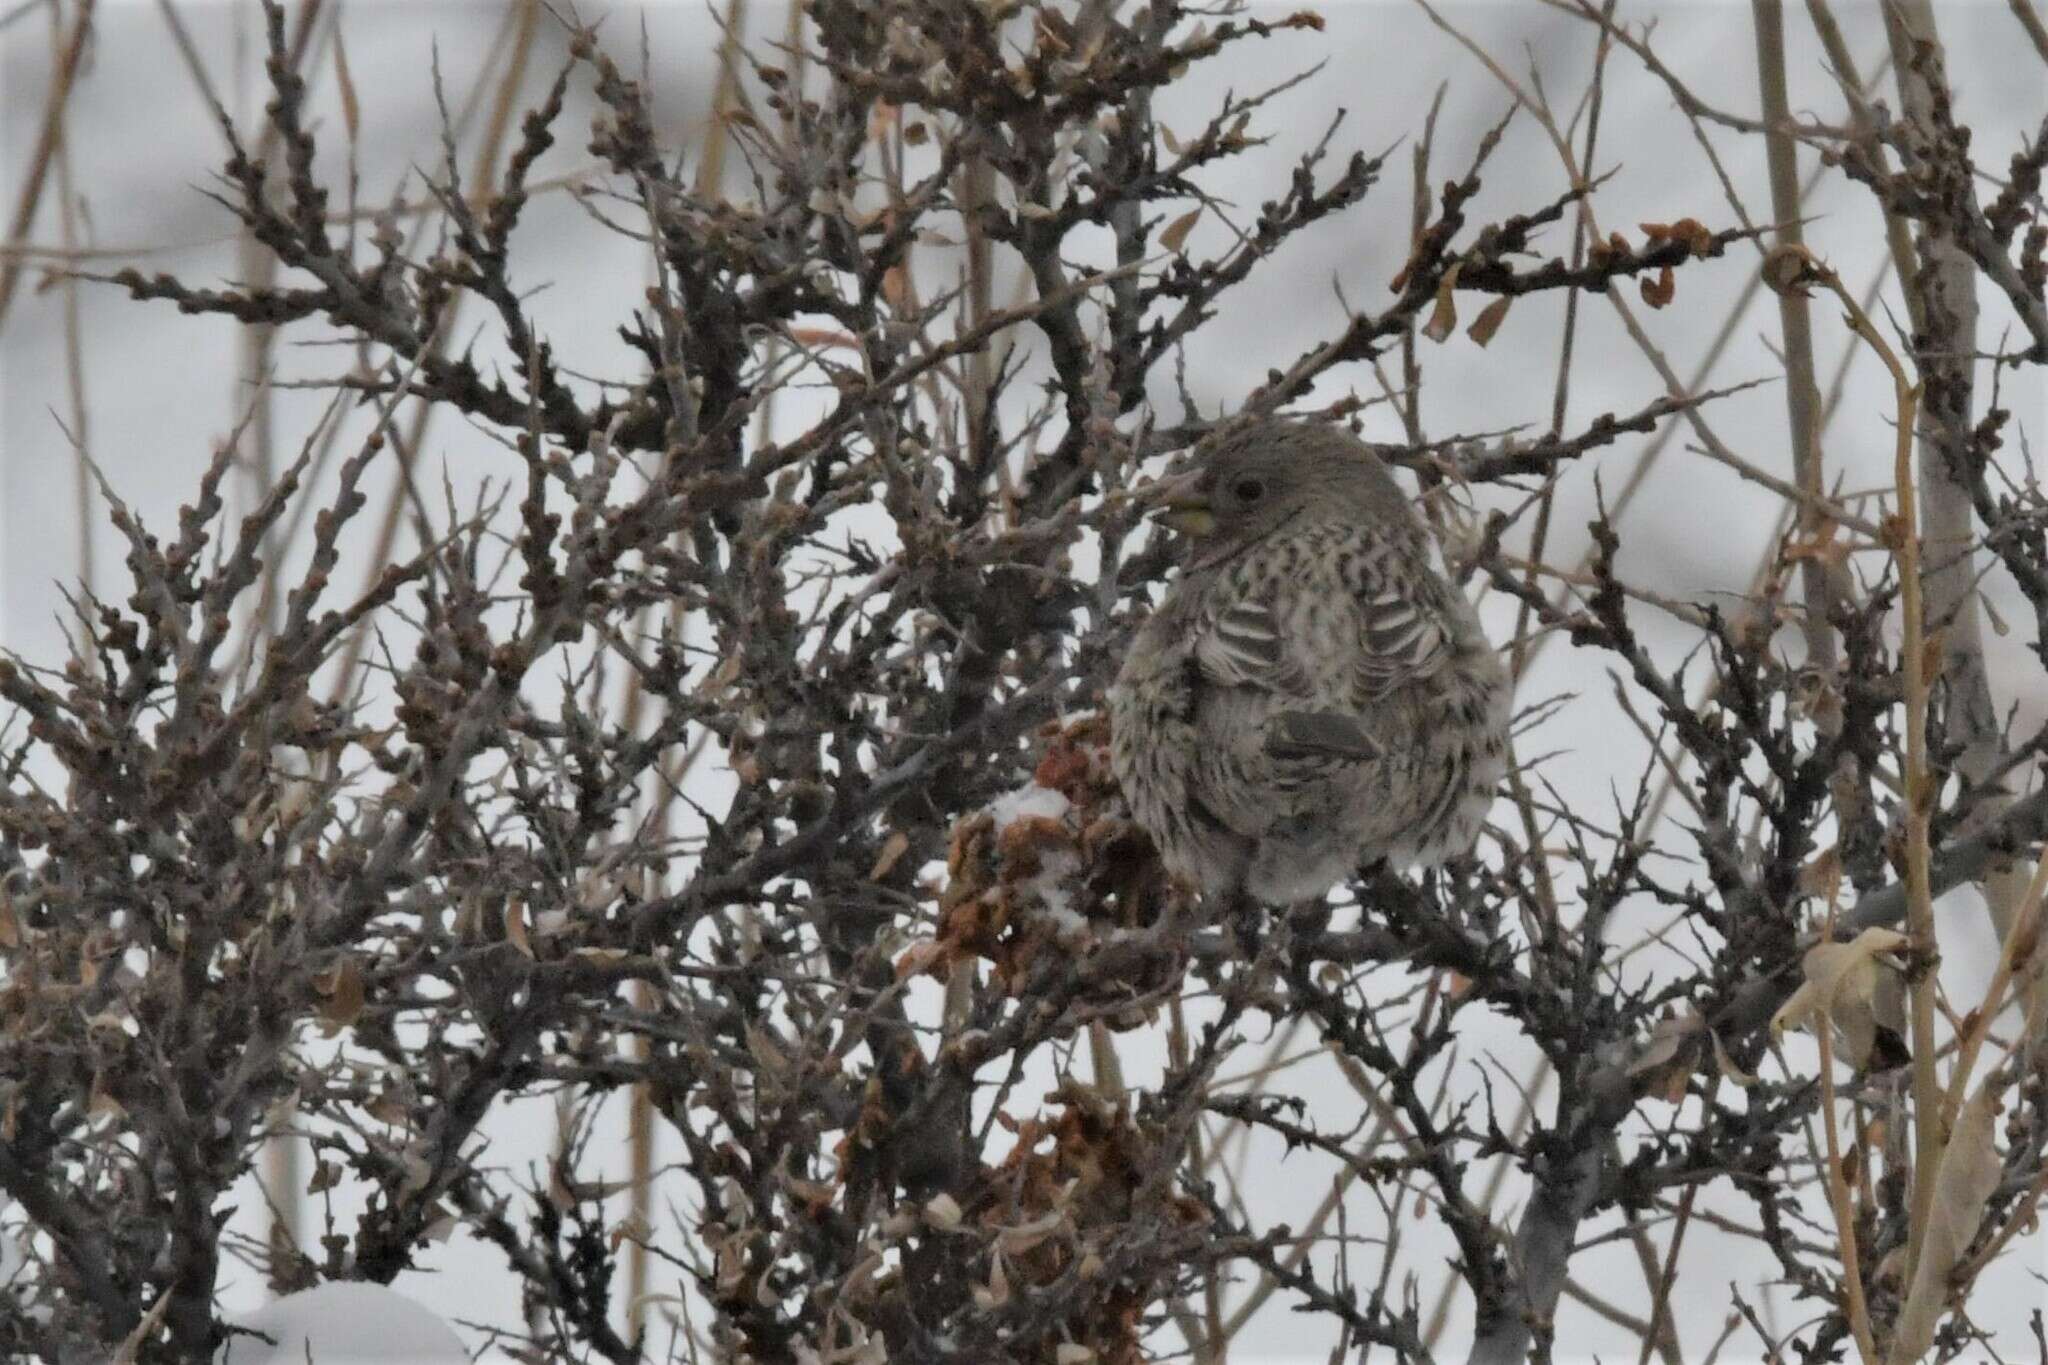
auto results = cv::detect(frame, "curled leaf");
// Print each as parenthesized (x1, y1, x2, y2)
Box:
(1762, 242, 1826, 297)
(1770, 927, 1910, 1067)
(1640, 264, 1676, 308)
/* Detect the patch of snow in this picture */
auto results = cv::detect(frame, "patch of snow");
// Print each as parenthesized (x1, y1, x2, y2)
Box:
(215, 1282, 468, 1364)
(987, 784, 1071, 832)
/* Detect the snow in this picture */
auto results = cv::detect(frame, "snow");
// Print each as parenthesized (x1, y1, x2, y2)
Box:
(215, 1282, 468, 1364)
(987, 784, 1071, 832)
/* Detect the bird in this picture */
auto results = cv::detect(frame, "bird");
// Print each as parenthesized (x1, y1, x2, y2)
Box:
(1108, 418, 1511, 906)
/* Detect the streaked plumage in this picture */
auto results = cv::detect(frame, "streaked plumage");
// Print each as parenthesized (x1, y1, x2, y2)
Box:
(1109, 419, 1511, 903)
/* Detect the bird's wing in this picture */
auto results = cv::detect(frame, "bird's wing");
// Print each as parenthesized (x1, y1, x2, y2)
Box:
(1347, 549, 1453, 694)
(1193, 539, 1452, 702)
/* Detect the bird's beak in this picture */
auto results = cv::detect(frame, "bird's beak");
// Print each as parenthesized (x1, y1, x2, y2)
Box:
(1140, 470, 1216, 536)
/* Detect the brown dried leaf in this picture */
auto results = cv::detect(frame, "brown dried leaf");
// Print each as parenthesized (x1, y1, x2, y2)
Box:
(1798, 845, 1844, 901)
(505, 899, 535, 959)
(1640, 264, 1676, 309)
(870, 829, 911, 881)
(314, 956, 366, 1033)
(1640, 217, 1715, 256)
(893, 938, 948, 982)
(1628, 1012, 1704, 1102)
(1160, 207, 1202, 254)
(1422, 263, 1462, 343)
(1466, 294, 1511, 347)
(89, 1073, 126, 1124)
(881, 263, 913, 313)
(1762, 242, 1823, 296)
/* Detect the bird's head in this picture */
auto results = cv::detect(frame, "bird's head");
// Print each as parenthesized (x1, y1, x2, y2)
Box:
(1140, 419, 1421, 568)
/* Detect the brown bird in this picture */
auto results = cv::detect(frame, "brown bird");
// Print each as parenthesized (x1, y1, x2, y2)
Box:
(1109, 418, 1510, 904)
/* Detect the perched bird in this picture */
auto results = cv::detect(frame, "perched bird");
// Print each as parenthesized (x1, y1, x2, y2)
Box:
(1109, 419, 1510, 904)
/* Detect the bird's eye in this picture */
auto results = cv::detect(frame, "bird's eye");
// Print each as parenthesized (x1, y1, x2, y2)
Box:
(1232, 477, 1265, 502)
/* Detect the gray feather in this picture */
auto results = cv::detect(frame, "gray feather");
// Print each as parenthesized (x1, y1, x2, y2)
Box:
(1265, 710, 1381, 762)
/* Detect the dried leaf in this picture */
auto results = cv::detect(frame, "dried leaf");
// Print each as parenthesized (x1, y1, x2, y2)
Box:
(924, 1191, 963, 1230)
(871, 830, 912, 881)
(1770, 927, 1910, 1067)
(505, 899, 535, 959)
(699, 652, 743, 697)
(998, 1209, 1066, 1255)
(1627, 1012, 1703, 1102)
(1159, 123, 1184, 156)
(1640, 264, 1676, 308)
(1762, 243, 1823, 296)
(1798, 846, 1844, 901)
(881, 263, 913, 314)
(893, 938, 948, 982)
(423, 1204, 458, 1243)
(973, 1250, 1011, 1309)
(1422, 263, 1462, 343)
(314, 956, 366, 1033)
(1981, 588, 2011, 637)
(1640, 217, 1715, 256)
(1160, 206, 1202, 254)
(88, 1073, 126, 1124)
(1466, 294, 1511, 346)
